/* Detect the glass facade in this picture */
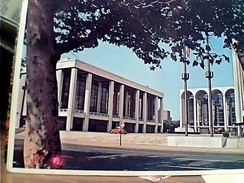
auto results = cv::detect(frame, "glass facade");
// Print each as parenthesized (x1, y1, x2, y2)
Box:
(127, 91, 136, 118)
(75, 71, 85, 110)
(227, 92, 236, 126)
(188, 96, 194, 126)
(197, 93, 209, 126)
(90, 81, 98, 112)
(212, 92, 224, 126)
(181, 91, 194, 126)
(147, 96, 155, 121)
(100, 84, 109, 113)
(113, 89, 119, 116)
(60, 69, 71, 108)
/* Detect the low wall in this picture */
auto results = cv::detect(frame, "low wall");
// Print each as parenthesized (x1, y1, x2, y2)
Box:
(167, 136, 227, 148)
(225, 138, 244, 148)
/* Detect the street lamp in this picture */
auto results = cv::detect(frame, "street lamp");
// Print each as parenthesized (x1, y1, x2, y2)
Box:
(205, 34, 214, 137)
(182, 45, 190, 136)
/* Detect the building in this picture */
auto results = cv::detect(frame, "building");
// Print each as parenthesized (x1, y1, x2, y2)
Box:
(162, 110, 171, 121)
(232, 45, 244, 136)
(180, 87, 237, 134)
(179, 45, 244, 136)
(16, 58, 164, 133)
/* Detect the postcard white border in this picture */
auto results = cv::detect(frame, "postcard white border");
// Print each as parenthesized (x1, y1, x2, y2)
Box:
(7, 0, 28, 172)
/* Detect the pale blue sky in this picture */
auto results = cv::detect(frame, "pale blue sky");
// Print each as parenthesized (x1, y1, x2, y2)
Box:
(61, 37, 234, 120)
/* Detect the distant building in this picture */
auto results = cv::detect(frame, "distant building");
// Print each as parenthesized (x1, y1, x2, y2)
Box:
(162, 110, 171, 121)
(180, 87, 236, 134)
(16, 58, 164, 133)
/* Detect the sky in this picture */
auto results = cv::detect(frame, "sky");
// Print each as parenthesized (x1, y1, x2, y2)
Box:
(61, 36, 234, 120)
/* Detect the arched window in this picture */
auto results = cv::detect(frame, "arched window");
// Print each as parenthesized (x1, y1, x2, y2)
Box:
(195, 91, 208, 126)
(225, 89, 236, 126)
(212, 90, 224, 126)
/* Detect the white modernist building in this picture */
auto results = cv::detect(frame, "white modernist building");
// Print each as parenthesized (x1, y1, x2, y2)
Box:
(16, 58, 164, 133)
(180, 87, 236, 134)
(179, 47, 244, 136)
(232, 46, 244, 136)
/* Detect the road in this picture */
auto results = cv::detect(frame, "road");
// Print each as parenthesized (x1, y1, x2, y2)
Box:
(61, 144, 244, 171)
(13, 140, 244, 171)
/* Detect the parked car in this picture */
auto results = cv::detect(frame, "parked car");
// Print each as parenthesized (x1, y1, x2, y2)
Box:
(110, 126, 127, 134)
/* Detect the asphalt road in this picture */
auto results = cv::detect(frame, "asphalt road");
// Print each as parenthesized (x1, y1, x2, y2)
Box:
(61, 144, 244, 171)
(12, 140, 244, 171)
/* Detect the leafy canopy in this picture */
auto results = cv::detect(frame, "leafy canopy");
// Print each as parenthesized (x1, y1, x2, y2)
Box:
(54, 0, 243, 69)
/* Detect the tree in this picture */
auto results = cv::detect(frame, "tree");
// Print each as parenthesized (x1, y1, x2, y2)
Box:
(24, 0, 243, 168)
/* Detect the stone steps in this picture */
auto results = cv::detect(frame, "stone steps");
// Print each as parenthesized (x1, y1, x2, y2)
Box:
(59, 131, 167, 146)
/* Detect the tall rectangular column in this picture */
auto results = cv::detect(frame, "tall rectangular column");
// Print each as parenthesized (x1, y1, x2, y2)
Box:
(66, 68, 77, 131)
(160, 98, 164, 133)
(196, 100, 201, 128)
(83, 73, 92, 131)
(143, 92, 147, 133)
(193, 97, 198, 132)
(154, 96, 159, 133)
(107, 81, 114, 132)
(223, 96, 228, 131)
(135, 90, 140, 133)
(180, 94, 183, 127)
(125, 91, 129, 117)
(119, 84, 124, 120)
(56, 69, 63, 108)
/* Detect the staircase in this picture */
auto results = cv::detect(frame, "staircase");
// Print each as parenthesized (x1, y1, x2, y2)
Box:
(59, 131, 167, 146)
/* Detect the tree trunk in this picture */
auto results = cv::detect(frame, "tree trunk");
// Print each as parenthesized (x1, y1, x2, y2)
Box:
(24, 0, 62, 169)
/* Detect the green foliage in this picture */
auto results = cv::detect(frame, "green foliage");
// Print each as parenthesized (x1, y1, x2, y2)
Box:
(53, 0, 243, 68)
(163, 120, 180, 132)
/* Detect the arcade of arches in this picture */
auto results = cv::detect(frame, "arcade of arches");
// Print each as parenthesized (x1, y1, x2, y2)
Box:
(181, 87, 237, 134)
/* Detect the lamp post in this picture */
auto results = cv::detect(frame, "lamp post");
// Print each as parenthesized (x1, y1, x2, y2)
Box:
(205, 34, 214, 137)
(182, 45, 190, 136)
(119, 120, 125, 146)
